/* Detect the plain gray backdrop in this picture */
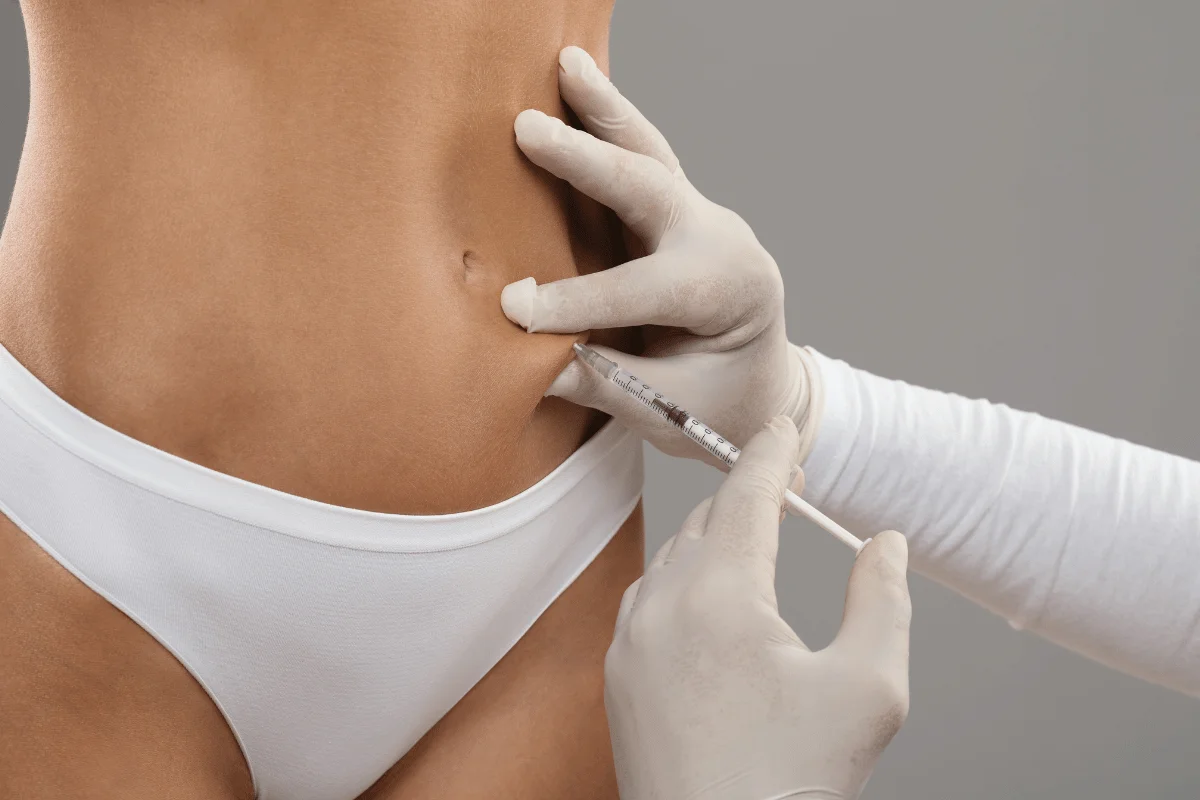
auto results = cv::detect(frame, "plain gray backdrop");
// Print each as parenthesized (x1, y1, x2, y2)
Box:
(2, 2, 1198, 797)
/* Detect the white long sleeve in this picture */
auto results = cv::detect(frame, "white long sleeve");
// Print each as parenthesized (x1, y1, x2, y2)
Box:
(803, 351, 1200, 697)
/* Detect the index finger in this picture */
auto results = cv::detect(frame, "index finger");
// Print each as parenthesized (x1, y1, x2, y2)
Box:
(514, 109, 681, 249)
(557, 46, 681, 174)
(701, 417, 801, 585)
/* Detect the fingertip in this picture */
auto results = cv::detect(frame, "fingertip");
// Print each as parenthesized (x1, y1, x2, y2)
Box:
(545, 359, 585, 399)
(762, 415, 801, 462)
(738, 415, 800, 470)
(788, 466, 806, 497)
(849, 531, 911, 611)
(709, 415, 803, 542)
(514, 108, 566, 152)
(500, 277, 537, 330)
(836, 529, 912, 665)
(558, 45, 596, 79)
(870, 530, 910, 573)
(514, 108, 546, 140)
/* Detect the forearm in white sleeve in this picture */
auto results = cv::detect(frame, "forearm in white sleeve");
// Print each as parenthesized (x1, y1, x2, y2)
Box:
(802, 350, 1200, 697)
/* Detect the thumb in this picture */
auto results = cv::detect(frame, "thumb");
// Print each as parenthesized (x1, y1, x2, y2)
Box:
(832, 531, 912, 680)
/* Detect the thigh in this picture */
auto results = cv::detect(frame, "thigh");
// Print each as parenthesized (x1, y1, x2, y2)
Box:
(359, 506, 644, 800)
(0, 513, 253, 800)
(1, 503, 642, 800)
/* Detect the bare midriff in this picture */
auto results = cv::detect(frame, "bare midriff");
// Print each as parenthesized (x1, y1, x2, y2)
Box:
(0, 1, 641, 798)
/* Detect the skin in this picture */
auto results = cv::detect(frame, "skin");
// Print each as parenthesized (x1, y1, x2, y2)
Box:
(499, 50, 823, 468)
(0, 1, 640, 797)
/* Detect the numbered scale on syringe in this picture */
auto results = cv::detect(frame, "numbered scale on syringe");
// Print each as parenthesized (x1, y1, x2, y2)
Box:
(618, 371, 741, 468)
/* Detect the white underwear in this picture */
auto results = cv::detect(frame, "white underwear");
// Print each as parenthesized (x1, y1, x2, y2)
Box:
(0, 342, 644, 800)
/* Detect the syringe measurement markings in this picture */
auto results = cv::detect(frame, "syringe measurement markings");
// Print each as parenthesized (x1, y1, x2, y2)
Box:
(613, 371, 739, 465)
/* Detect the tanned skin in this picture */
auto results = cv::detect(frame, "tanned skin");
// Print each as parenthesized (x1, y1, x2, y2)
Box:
(0, 1, 642, 797)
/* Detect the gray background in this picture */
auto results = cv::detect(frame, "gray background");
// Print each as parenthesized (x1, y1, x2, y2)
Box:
(2, 1, 1198, 797)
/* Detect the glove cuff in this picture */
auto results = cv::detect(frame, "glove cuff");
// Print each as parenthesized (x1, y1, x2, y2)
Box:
(789, 343, 825, 465)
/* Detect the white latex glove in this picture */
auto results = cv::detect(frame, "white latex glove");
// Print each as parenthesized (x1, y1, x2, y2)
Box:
(503, 46, 824, 462)
(605, 417, 911, 800)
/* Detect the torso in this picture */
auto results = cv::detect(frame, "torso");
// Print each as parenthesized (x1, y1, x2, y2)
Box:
(0, 1, 640, 796)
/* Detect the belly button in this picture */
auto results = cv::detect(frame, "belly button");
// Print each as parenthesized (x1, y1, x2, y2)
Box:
(462, 249, 486, 282)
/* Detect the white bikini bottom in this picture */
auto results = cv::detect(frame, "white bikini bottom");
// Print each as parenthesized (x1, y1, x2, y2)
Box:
(0, 342, 644, 800)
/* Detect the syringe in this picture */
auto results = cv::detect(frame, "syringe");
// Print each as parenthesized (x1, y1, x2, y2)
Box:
(572, 343, 865, 553)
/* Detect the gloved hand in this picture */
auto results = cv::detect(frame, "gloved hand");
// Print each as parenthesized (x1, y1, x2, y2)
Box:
(503, 46, 824, 463)
(605, 417, 911, 800)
